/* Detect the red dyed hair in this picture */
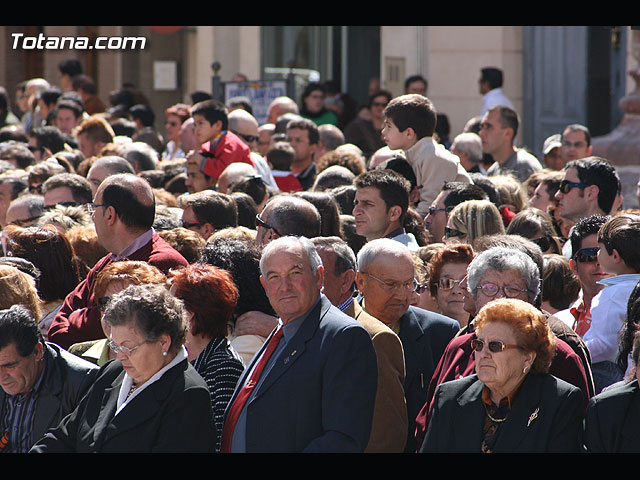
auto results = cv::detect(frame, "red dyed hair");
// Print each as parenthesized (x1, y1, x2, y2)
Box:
(169, 263, 238, 338)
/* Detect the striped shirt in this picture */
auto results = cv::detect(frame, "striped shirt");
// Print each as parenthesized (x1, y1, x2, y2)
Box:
(192, 337, 244, 452)
(0, 361, 46, 453)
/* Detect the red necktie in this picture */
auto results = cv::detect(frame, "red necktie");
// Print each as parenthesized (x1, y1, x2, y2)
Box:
(220, 327, 284, 453)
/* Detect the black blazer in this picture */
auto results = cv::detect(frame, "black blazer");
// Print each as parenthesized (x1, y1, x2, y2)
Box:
(224, 295, 378, 453)
(421, 373, 584, 453)
(398, 306, 459, 453)
(30, 356, 216, 453)
(584, 379, 640, 452)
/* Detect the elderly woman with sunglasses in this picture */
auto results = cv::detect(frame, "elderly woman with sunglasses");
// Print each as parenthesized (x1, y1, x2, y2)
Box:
(414, 246, 593, 450)
(426, 244, 475, 328)
(443, 199, 505, 245)
(420, 298, 584, 453)
(31, 283, 216, 453)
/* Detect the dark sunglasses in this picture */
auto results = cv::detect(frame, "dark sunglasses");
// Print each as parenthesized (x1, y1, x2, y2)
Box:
(574, 246, 600, 263)
(255, 213, 280, 236)
(559, 179, 590, 194)
(182, 220, 202, 229)
(97, 296, 111, 311)
(531, 235, 554, 252)
(428, 206, 448, 216)
(231, 130, 259, 143)
(444, 226, 466, 239)
(471, 338, 522, 353)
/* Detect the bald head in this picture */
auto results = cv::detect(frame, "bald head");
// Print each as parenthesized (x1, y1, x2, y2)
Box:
(257, 194, 321, 245)
(95, 173, 155, 232)
(228, 109, 259, 151)
(357, 238, 413, 272)
(87, 155, 135, 196)
(216, 162, 257, 193)
(267, 96, 299, 124)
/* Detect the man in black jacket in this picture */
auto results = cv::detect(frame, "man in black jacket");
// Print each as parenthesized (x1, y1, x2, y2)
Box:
(0, 305, 97, 453)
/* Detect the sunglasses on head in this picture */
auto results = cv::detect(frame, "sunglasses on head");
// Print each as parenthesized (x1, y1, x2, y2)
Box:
(531, 235, 554, 252)
(444, 226, 466, 239)
(471, 338, 522, 353)
(574, 246, 599, 263)
(559, 179, 590, 194)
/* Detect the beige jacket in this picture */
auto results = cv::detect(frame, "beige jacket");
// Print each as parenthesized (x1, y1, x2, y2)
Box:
(405, 136, 471, 217)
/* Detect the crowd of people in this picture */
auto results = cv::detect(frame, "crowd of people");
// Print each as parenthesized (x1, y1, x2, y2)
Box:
(1, 60, 640, 453)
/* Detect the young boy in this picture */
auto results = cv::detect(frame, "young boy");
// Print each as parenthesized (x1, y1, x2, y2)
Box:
(265, 141, 302, 192)
(585, 213, 640, 392)
(190, 99, 253, 183)
(381, 94, 471, 217)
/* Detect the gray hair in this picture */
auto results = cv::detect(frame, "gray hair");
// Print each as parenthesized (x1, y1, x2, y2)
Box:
(356, 238, 412, 273)
(121, 142, 159, 171)
(452, 132, 483, 164)
(103, 283, 187, 354)
(467, 246, 540, 302)
(260, 235, 323, 276)
(312, 236, 357, 274)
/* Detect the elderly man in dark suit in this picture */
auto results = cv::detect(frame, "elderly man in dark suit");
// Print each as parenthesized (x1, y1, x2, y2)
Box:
(220, 236, 378, 453)
(355, 238, 460, 453)
(312, 236, 407, 453)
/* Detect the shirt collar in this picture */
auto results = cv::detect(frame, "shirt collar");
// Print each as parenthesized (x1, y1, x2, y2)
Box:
(111, 228, 154, 261)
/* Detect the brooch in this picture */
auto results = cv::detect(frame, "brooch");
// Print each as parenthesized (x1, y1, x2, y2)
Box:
(527, 407, 539, 427)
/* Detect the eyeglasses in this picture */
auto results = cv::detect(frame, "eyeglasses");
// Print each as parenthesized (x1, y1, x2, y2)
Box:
(438, 278, 465, 291)
(255, 213, 280, 236)
(44, 202, 79, 212)
(574, 246, 600, 263)
(559, 179, 590, 194)
(475, 282, 529, 298)
(97, 296, 111, 311)
(9, 216, 41, 227)
(531, 235, 554, 252)
(87, 203, 109, 215)
(444, 226, 466, 239)
(231, 130, 259, 143)
(107, 339, 148, 356)
(428, 206, 448, 216)
(361, 272, 418, 292)
(182, 220, 202, 229)
(415, 283, 429, 294)
(471, 338, 522, 353)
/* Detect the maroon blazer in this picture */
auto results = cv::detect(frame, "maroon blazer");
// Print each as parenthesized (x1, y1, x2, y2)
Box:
(414, 330, 592, 451)
(48, 233, 188, 350)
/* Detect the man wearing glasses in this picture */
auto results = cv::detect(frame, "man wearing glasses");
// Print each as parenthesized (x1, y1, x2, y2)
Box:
(424, 182, 488, 244)
(554, 156, 621, 226)
(47, 174, 188, 350)
(355, 238, 460, 452)
(179, 190, 238, 240)
(560, 124, 593, 164)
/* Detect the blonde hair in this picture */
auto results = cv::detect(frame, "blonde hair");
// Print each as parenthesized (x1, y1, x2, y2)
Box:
(0, 265, 41, 320)
(490, 174, 528, 213)
(448, 199, 505, 245)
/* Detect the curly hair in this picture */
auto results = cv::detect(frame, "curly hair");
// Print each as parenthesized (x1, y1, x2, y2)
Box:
(103, 283, 186, 354)
(474, 298, 556, 374)
(427, 244, 475, 297)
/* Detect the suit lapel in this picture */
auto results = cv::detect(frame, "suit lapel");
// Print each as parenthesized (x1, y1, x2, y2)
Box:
(250, 296, 328, 402)
(398, 309, 423, 389)
(453, 377, 486, 451)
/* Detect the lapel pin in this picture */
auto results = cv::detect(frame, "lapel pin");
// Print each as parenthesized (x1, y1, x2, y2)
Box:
(527, 407, 539, 427)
